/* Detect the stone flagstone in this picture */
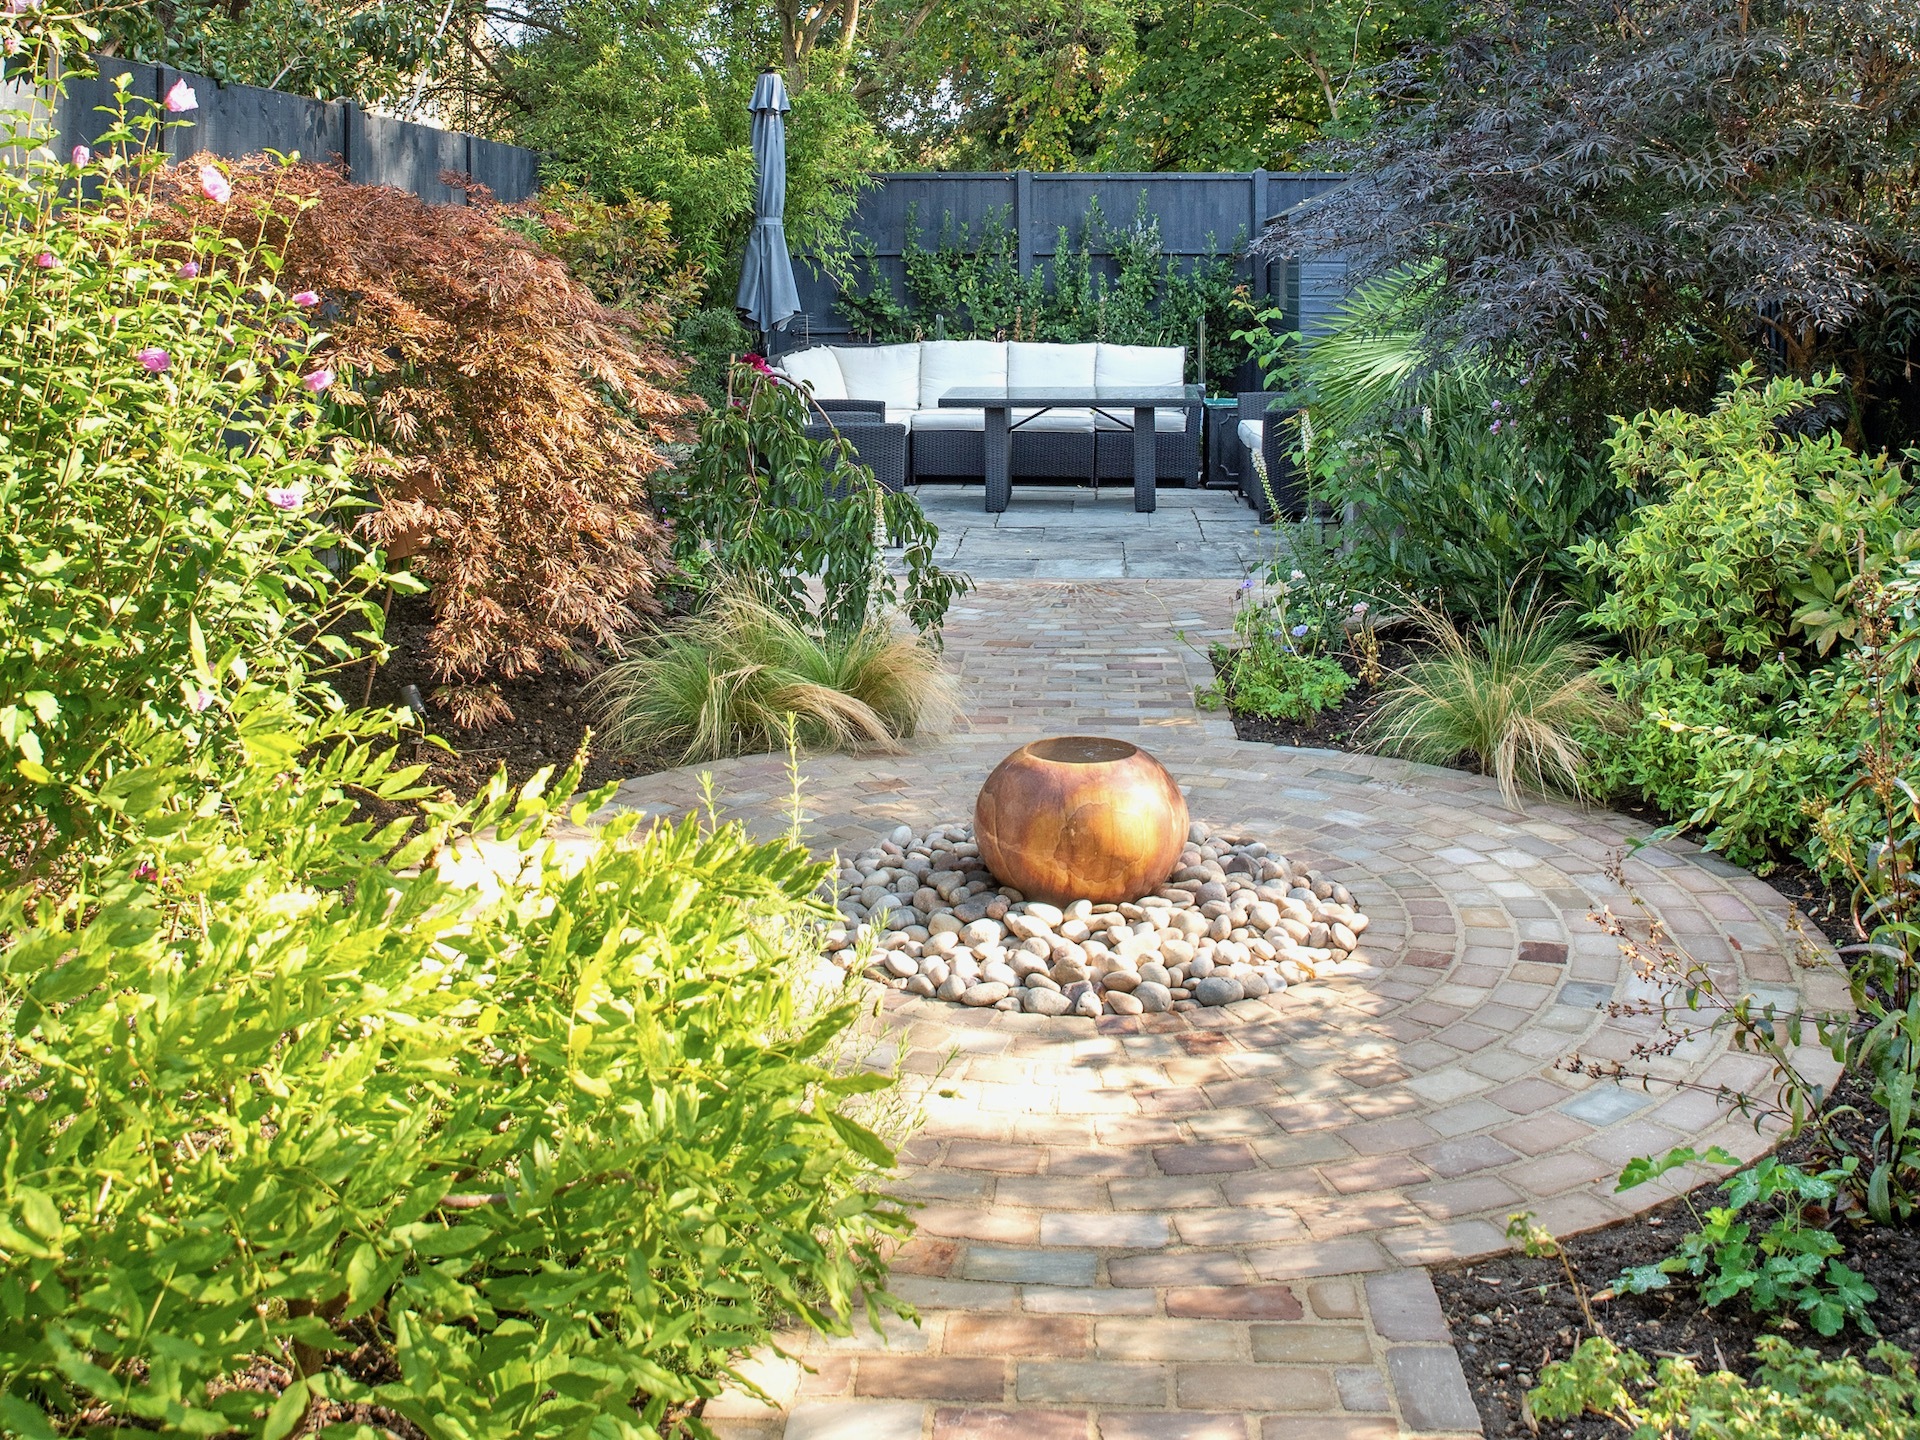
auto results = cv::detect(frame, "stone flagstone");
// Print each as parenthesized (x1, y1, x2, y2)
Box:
(593, 579, 1846, 1439)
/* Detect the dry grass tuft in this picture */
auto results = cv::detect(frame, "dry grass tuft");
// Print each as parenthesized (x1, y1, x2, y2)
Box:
(1366, 598, 1620, 808)
(589, 591, 962, 765)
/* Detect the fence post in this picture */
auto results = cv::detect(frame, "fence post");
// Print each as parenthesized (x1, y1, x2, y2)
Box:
(343, 100, 360, 183)
(1250, 168, 1270, 306)
(1014, 169, 1033, 279)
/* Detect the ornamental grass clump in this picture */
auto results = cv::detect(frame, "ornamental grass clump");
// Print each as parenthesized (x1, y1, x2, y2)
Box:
(1367, 599, 1619, 808)
(142, 151, 697, 726)
(591, 590, 963, 765)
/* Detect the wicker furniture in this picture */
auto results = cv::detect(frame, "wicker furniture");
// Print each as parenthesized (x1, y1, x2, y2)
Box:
(804, 399, 908, 500)
(942, 385, 1204, 513)
(1235, 391, 1306, 521)
(773, 340, 1198, 496)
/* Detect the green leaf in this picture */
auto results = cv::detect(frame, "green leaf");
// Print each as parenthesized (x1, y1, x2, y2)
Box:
(261, 1378, 310, 1440)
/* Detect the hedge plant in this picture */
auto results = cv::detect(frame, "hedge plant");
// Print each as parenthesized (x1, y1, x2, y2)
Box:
(0, 81, 389, 883)
(0, 701, 910, 1438)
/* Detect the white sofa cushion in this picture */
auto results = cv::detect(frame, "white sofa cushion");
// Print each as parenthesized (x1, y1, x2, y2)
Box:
(1094, 343, 1185, 389)
(1008, 341, 1096, 391)
(831, 344, 922, 412)
(775, 346, 846, 401)
(1008, 342, 1097, 426)
(1238, 419, 1265, 453)
(885, 408, 918, 429)
(912, 408, 986, 431)
(1094, 406, 1191, 432)
(913, 409, 1094, 433)
(1092, 343, 1187, 430)
(918, 340, 1006, 408)
(1018, 413, 1096, 432)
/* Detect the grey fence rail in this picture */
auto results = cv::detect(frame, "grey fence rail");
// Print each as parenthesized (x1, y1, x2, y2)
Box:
(2, 58, 538, 204)
(785, 169, 1349, 379)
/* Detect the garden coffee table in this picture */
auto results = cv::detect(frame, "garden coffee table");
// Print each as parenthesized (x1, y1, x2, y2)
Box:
(940, 384, 1205, 514)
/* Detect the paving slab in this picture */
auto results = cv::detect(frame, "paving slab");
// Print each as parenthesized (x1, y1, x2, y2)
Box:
(588, 578, 1844, 1439)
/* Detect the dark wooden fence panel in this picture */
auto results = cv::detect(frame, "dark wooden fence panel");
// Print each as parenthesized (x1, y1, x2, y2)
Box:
(347, 108, 469, 204)
(158, 67, 346, 168)
(783, 169, 1349, 387)
(32, 59, 540, 203)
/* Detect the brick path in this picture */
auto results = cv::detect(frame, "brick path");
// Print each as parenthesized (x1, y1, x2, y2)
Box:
(599, 580, 1846, 1440)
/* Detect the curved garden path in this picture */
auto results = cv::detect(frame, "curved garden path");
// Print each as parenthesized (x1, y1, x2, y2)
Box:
(597, 567, 1846, 1440)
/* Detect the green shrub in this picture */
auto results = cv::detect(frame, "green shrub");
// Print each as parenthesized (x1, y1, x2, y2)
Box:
(1576, 367, 1918, 661)
(592, 590, 962, 764)
(1615, 1152, 1876, 1337)
(1221, 650, 1352, 723)
(1313, 405, 1621, 617)
(1582, 654, 1849, 869)
(665, 358, 968, 638)
(1367, 601, 1619, 807)
(675, 306, 757, 404)
(1532, 1334, 1920, 1439)
(0, 83, 388, 882)
(1253, 266, 1626, 617)
(0, 700, 910, 1438)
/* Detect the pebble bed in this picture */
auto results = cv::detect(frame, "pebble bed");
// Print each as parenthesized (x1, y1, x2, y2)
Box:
(822, 821, 1374, 1018)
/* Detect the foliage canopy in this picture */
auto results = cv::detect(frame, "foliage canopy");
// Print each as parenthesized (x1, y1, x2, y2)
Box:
(1269, 0, 1920, 448)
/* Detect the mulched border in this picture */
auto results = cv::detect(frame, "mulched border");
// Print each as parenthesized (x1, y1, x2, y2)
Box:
(1431, 1079, 1920, 1439)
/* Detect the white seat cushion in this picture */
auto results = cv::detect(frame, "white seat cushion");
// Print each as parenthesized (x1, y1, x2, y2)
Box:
(912, 408, 986, 431)
(1094, 343, 1185, 389)
(831, 344, 922, 412)
(1238, 419, 1265, 452)
(1014, 410, 1096, 432)
(1094, 407, 1190, 432)
(912, 408, 1093, 433)
(775, 346, 846, 401)
(918, 340, 1007, 408)
(885, 407, 918, 429)
(1009, 341, 1096, 392)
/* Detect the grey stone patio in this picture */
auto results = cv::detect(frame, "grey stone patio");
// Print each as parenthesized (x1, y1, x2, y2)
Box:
(909, 482, 1270, 579)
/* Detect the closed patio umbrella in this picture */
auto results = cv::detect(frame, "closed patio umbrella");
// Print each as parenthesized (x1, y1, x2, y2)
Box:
(735, 68, 801, 340)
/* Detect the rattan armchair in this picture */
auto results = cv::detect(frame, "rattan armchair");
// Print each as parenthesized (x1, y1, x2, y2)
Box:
(1235, 392, 1306, 521)
(804, 400, 908, 498)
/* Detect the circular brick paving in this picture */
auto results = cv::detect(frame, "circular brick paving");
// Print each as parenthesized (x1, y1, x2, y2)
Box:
(589, 577, 1849, 1440)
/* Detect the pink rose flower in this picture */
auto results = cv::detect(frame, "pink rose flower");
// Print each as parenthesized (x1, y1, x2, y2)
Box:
(34, 251, 54, 269)
(292, 290, 319, 307)
(137, 347, 170, 373)
(265, 485, 305, 510)
(2, 34, 19, 56)
(189, 687, 215, 713)
(165, 79, 198, 112)
(177, 260, 200, 279)
(198, 164, 230, 204)
(71, 145, 89, 166)
(302, 367, 334, 393)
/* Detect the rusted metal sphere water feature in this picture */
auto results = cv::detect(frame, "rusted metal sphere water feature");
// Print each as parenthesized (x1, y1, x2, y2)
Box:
(973, 736, 1189, 906)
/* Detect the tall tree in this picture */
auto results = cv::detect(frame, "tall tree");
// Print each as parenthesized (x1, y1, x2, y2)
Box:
(1093, 0, 1443, 172)
(95, 0, 488, 108)
(1269, 0, 1920, 446)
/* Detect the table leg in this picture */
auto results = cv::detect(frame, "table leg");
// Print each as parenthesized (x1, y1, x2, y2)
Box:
(984, 405, 1011, 513)
(1132, 406, 1156, 513)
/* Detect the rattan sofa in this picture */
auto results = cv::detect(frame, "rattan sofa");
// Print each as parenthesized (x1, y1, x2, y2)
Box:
(774, 340, 1200, 487)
